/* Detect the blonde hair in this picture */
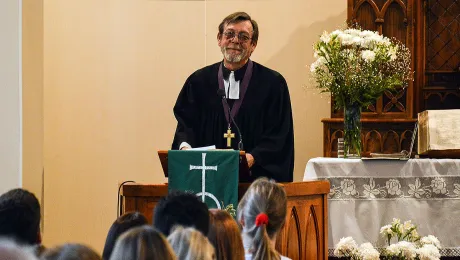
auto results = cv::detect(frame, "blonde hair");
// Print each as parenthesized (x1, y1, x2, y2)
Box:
(168, 226, 215, 260)
(109, 225, 176, 260)
(208, 209, 245, 260)
(237, 178, 287, 260)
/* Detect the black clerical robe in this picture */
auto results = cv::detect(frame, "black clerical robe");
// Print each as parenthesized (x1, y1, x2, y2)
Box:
(172, 61, 294, 182)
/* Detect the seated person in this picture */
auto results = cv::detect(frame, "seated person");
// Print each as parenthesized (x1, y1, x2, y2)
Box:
(167, 226, 215, 260)
(208, 209, 244, 260)
(0, 189, 41, 247)
(41, 243, 101, 260)
(237, 178, 290, 260)
(109, 225, 175, 260)
(102, 211, 148, 260)
(0, 238, 38, 260)
(153, 191, 209, 236)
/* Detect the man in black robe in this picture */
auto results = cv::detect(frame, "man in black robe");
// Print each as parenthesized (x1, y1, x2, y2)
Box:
(172, 12, 294, 182)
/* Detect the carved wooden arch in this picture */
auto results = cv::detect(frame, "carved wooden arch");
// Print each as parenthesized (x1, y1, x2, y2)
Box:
(330, 130, 344, 154)
(443, 92, 460, 102)
(400, 129, 414, 151)
(383, 130, 401, 152)
(305, 205, 321, 258)
(284, 206, 302, 258)
(331, 130, 344, 139)
(400, 129, 413, 142)
(381, 0, 407, 18)
(364, 130, 383, 152)
(423, 92, 460, 103)
(354, 0, 380, 19)
(354, 0, 407, 22)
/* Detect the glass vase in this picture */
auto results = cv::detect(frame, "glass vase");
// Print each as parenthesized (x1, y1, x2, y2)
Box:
(343, 103, 362, 158)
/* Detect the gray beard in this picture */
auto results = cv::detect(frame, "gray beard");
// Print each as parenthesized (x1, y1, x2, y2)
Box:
(221, 46, 246, 63)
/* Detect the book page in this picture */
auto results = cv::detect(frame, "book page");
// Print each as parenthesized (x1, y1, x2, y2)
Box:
(429, 110, 460, 150)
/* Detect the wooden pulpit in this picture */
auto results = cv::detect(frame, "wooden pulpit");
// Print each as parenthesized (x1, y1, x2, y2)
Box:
(120, 180, 329, 260)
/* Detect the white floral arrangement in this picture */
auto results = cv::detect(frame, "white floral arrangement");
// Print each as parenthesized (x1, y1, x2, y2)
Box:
(310, 28, 412, 109)
(334, 218, 441, 260)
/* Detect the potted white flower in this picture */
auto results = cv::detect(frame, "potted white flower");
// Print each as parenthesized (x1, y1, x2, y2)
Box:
(334, 218, 441, 260)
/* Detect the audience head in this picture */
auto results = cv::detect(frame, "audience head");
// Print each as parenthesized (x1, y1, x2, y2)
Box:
(208, 209, 244, 260)
(167, 226, 215, 260)
(41, 243, 101, 260)
(0, 239, 38, 260)
(109, 225, 175, 260)
(153, 191, 209, 236)
(102, 211, 148, 260)
(0, 188, 41, 245)
(237, 178, 287, 260)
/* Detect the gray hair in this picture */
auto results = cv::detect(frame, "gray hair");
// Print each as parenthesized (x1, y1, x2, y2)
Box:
(167, 226, 215, 260)
(109, 225, 176, 260)
(0, 239, 38, 260)
(237, 178, 287, 260)
(40, 243, 101, 260)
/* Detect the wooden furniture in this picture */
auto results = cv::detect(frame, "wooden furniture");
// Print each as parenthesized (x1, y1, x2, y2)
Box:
(323, 0, 460, 157)
(416, 0, 460, 112)
(120, 181, 330, 260)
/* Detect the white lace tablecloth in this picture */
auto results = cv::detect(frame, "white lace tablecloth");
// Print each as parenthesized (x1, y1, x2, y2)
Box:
(304, 158, 460, 256)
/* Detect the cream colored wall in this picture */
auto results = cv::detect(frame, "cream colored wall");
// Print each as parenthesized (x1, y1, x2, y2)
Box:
(39, 0, 346, 252)
(22, 0, 44, 210)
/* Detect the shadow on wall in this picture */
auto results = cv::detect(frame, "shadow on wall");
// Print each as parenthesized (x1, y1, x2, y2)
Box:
(264, 10, 347, 181)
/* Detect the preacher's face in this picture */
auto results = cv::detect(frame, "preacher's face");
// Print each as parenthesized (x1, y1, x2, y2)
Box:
(218, 21, 256, 64)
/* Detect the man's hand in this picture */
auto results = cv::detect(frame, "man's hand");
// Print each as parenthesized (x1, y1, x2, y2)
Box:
(246, 153, 255, 168)
(180, 146, 190, 150)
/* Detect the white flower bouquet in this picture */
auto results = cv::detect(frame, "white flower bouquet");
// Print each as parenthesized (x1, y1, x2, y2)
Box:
(309, 27, 413, 157)
(310, 28, 412, 109)
(334, 218, 441, 260)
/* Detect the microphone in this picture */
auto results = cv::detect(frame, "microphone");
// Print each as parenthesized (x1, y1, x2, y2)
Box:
(217, 89, 244, 150)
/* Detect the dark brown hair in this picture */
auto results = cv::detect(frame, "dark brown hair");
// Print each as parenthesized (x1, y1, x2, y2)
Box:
(218, 12, 259, 44)
(102, 212, 148, 260)
(208, 209, 244, 260)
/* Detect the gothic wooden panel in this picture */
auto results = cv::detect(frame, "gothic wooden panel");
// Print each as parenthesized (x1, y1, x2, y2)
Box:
(354, 1, 378, 31)
(424, 90, 460, 109)
(382, 1, 407, 43)
(323, 118, 417, 157)
(364, 130, 382, 153)
(285, 207, 301, 259)
(422, 0, 460, 111)
(382, 87, 407, 113)
(426, 0, 460, 71)
(305, 205, 320, 260)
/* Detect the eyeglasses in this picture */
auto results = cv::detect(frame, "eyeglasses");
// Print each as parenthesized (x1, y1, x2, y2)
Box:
(222, 31, 252, 43)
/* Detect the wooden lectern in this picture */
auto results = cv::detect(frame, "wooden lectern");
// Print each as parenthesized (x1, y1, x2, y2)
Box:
(120, 151, 329, 260)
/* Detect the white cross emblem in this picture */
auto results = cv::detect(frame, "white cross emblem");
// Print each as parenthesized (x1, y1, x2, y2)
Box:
(190, 153, 221, 209)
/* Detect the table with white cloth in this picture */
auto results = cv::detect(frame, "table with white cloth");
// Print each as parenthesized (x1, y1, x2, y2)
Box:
(304, 157, 460, 257)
